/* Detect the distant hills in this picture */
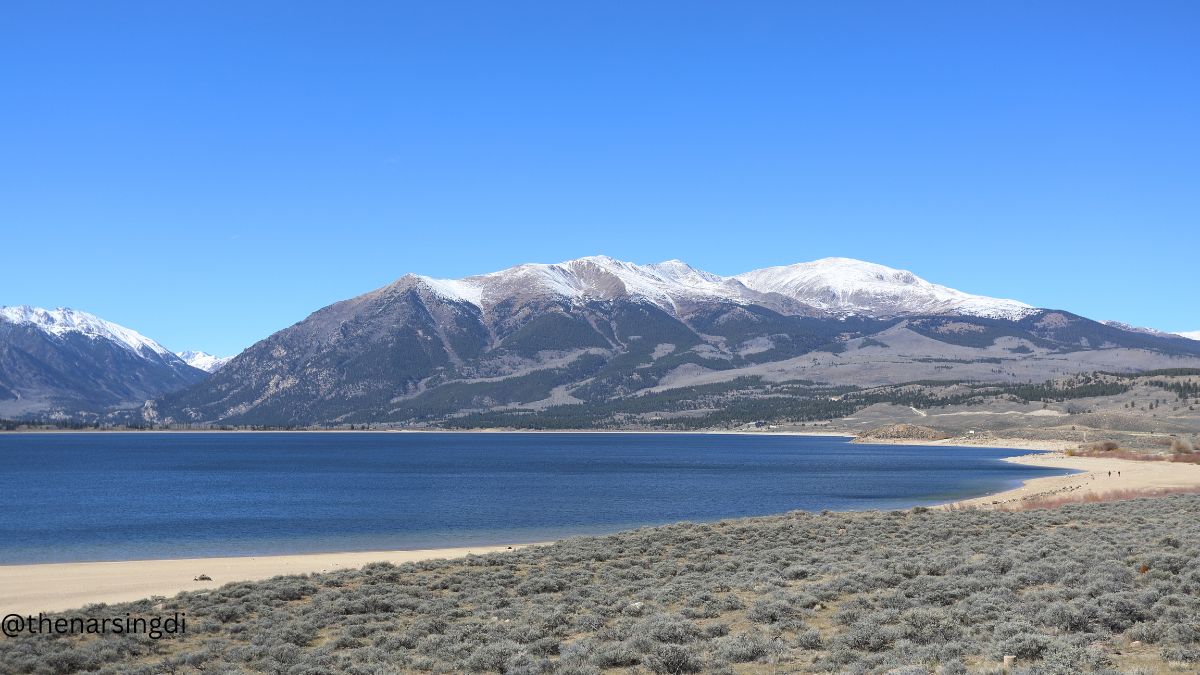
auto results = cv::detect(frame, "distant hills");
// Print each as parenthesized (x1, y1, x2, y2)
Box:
(4, 257, 1199, 426)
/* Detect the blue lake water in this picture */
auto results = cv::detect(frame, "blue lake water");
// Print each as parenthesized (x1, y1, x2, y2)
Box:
(0, 432, 1073, 564)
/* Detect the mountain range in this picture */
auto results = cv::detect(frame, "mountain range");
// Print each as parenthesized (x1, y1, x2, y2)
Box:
(4, 257, 1199, 426)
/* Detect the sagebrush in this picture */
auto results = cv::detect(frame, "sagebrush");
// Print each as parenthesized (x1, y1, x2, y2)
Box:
(4, 496, 1200, 673)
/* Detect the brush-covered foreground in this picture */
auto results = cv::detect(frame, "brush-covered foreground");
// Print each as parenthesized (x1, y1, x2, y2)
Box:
(4, 497, 1200, 674)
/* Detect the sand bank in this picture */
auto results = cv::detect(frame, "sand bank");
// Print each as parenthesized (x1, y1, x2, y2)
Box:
(839, 435, 1200, 507)
(0, 543, 543, 615)
(947, 452, 1200, 509)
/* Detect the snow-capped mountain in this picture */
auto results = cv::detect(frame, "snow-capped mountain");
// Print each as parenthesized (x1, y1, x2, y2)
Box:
(733, 258, 1034, 320)
(412, 255, 1033, 320)
(152, 255, 1200, 427)
(0, 306, 207, 417)
(176, 350, 233, 373)
(0, 306, 174, 358)
(415, 255, 754, 311)
(1178, 331, 1200, 341)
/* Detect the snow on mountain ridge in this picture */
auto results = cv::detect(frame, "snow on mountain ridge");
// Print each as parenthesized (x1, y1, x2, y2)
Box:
(176, 350, 233, 372)
(415, 256, 739, 310)
(0, 305, 174, 357)
(562, 255, 740, 309)
(407, 256, 1036, 320)
(1100, 321, 1175, 337)
(734, 258, 1034, 320)
(416, 276, 485, 306)
(1100, 323, 1200, 341)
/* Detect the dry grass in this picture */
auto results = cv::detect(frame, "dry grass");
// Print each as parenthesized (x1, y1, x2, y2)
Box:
(1067, 444, 1200, 464)
(1007, 485, 1200, 510)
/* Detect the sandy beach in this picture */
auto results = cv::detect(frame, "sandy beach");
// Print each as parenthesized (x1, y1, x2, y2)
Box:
(859, 435, 1200, 508)
(947, 451, 1200, 509)
(0, 544, 543, 615)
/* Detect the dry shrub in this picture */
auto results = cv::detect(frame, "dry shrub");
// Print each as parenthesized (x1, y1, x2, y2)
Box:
(1071, 442, 1200, 464)
(1010, 486, 1200, 511)
(1170, 438, 1195, 454)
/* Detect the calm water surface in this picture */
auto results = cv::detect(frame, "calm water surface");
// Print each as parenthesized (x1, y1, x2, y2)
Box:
(0, 432, 1073, 563)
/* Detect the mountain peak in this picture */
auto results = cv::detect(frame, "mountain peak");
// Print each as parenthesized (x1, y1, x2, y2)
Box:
(734, 259, 1032, 319)
(176, 350, 233, 372)
(645, 259, 723, 283)
(572, 254, 624, 265)
(0, 305, 173, 357)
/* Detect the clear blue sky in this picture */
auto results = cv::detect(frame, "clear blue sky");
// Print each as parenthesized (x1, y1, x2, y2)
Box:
(3, 1, 1197, 355)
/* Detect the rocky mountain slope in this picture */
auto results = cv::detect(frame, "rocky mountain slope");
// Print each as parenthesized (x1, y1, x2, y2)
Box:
(0, 306, 207, 417)
(147, 257, 1200, 427)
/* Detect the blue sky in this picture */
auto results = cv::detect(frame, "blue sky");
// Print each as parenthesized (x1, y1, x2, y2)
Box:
(2, 2, 1197, 355)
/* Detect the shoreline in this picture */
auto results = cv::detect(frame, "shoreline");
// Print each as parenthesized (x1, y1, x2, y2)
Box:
(0, 543, 547, 615)
(0, 428, 855, 437)
(849, 435, 1077, 452)
(944, 450, 1200, 509)
(6, 436, 1193, 615)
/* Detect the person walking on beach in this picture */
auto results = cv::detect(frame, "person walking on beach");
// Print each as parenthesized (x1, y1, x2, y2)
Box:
(1108, 471, 1112, 477)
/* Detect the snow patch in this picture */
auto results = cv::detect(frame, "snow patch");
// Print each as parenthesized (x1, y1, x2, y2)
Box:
(176, 350, 233, 372)
(416, 276, 484, 306)
(1101, 323, 1200, 341)
(734, 258, 1035, 320)
(0, 305, 173, 357)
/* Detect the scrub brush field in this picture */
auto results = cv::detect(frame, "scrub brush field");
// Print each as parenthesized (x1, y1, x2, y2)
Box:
(3, 496, 1200, 674)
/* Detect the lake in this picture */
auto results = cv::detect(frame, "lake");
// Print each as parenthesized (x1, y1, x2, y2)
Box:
(0, 432, 1072, 564)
